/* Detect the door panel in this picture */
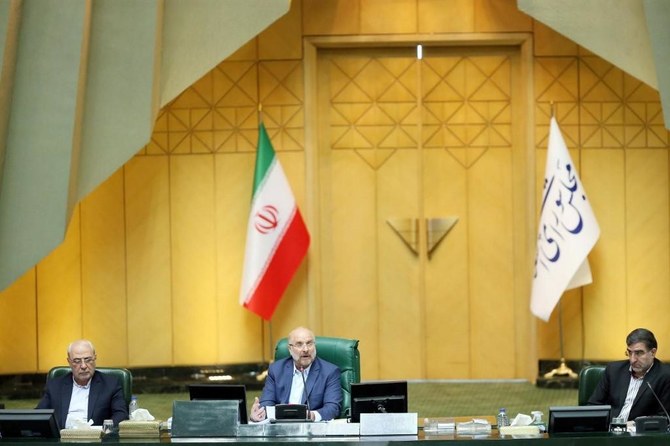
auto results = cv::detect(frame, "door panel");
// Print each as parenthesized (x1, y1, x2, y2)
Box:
(317, 45, 524, 379)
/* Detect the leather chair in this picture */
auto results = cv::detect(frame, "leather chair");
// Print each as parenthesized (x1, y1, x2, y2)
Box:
(47, 366, 133, 408)
(578, 365, 606, 405)
(274, 336, 360, 418)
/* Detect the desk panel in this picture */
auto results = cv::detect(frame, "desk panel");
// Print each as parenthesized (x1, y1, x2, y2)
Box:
(1, 432, 669, 446)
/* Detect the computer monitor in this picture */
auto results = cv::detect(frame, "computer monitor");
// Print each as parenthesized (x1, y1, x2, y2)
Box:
(0, 409, 60, 438)
(548, 405, 612, 434)
(350, 380, 408, 423)
(188, 384, 248, 424)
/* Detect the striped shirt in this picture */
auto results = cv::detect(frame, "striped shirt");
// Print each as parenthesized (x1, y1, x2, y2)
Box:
(618, 364, 653, 421)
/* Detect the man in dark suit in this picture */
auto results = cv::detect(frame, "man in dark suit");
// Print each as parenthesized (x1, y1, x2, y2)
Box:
(250, 327, 342, 421)
(36, 339, 128, 429)
(588, 328, 670, 421)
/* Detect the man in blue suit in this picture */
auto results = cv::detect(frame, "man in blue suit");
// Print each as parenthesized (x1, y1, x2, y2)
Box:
(36, 340, 128, 429)
(250, 327, 342, 421)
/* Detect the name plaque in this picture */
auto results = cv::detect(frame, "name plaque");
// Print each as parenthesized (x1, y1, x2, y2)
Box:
(238, 421, 360, 437)
(359, 413, 418, 435)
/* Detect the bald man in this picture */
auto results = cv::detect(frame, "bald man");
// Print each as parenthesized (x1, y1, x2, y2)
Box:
(250, 327, 342, 422)
(36, 339, 128, 429)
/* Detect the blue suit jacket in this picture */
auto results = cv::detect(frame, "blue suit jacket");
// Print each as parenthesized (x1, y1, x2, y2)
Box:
(259, 356, 342, 420)
(588, 358, 670, 420)
(36, 371, 129, 429)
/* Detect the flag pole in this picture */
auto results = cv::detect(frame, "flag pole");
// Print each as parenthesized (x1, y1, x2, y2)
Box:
(543, 300, 577, 378)
(543, 102, 577, 379)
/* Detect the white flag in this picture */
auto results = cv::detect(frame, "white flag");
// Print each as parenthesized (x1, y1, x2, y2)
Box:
(530, 117, 600, 321)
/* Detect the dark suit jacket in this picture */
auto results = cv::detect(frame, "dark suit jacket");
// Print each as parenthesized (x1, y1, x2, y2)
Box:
(587, 358, 670, 420)
(259, 356, 342, 420)
(36, 371, 129, 429)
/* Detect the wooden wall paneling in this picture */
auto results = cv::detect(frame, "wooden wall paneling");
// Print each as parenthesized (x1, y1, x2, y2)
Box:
(258, 0, 303, 60)
(423, 149, 470, 378)
(474, 0, 533, 33)
(360, 0, 417, 35)
(468, 147, 516, 378)
(80, 168, 128, 366)
(320, 149, 379, 380)
(377, 150, 422, 379)
(36, 211, 83, 371)
(125, 156, 173, 366)
(581, 149, 626, 359)
(302, 0, 361, 36)
(0, 270, 37, 373)
(214, 152, 265, 363)
(418, 0, 475, 33)
(170, 155, 217, 365)
(625, 149, 670, 351)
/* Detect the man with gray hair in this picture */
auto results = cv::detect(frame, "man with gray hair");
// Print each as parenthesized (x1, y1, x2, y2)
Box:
(36, 339, 128, 429)
(588, 328, 670, 421)
(249, 327, 342, 421)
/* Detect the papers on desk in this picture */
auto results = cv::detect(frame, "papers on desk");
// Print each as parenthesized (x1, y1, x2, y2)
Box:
(456, 418, 491, 435)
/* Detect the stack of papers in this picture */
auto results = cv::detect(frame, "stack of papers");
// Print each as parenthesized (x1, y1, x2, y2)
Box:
(60, 427, 102, 440)
(456, 418, 492, 435)
(118, 420, 161, 438)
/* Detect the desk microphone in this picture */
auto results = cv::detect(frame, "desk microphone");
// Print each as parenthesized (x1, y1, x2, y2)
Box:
(299, 367, 311, 418)
(646, 382, 670, 422)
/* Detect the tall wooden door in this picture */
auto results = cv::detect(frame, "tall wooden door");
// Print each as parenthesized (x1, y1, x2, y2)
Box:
(310, 42, 533, 381)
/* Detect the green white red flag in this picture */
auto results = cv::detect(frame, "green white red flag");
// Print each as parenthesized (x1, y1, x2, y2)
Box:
(239, 123, 310, 320)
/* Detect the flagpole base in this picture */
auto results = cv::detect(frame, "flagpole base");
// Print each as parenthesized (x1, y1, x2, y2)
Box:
(543, 358, 578, 379)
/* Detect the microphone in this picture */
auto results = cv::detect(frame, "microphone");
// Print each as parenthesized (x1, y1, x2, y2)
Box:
(646, 382, 670, 423)
(299, 367, 311, 419)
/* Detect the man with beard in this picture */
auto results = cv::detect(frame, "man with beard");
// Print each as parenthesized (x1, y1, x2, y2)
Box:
(250, 327, 342, 421)
(36, 339, 128, 429)
(588, 328, 670, 421)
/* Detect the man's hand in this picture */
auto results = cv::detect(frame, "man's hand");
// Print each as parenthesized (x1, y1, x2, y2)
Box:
(250, 397, 266, 422)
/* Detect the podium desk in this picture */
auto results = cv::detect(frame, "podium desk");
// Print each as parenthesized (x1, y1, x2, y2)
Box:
(2, 431, 670, 446)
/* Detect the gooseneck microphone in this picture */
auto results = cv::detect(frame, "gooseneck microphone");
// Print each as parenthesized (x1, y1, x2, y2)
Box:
(299, 367, 311, 418)
(646, 381, 670, 426)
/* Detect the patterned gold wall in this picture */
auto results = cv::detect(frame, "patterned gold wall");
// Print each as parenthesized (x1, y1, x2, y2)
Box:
(0, 0, 669, 380)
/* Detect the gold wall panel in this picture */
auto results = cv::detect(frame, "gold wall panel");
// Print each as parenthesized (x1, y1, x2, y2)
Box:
(36, 212, 83, 371)
(125, 156, 173, 366)
(0, 271, 37, 373)
(1, 0, 669, 378)
(625, 150, 670, 341)
(170, 156, 218, 364)
(580, 149, 626, 359)
(80, 170, 128, 366)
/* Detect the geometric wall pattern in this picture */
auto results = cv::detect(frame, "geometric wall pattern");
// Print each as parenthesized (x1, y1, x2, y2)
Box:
(141, 60, 305, 155)
(325, 51, 512, 170)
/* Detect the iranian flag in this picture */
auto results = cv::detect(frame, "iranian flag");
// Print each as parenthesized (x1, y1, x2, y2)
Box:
(239, 123, 310, 320)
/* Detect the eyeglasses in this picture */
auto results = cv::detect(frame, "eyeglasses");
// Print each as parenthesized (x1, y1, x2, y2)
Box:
(625, 349, 649, 358)
(70, 356, 96, 365)
(289, 341, 315, 350)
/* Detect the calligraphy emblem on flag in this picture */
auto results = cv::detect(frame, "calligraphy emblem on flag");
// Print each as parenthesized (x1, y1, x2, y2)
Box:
(530, 117, 600, 321)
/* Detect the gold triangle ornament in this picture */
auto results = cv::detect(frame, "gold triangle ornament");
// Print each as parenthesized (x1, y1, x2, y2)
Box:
(386, 217, 458, 257)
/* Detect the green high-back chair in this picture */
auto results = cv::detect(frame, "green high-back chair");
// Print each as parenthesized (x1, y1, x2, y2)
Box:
(47, 366, 133, 408)
(274, 336, 360, 419)
(577, 365, 606, 405)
